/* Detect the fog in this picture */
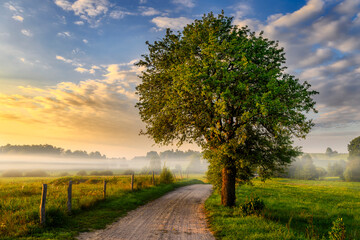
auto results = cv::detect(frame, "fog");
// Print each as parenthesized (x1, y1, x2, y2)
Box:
(0, 154, 208, 175)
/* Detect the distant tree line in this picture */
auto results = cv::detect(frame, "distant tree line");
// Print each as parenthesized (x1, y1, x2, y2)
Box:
(0, 144, 107, 159)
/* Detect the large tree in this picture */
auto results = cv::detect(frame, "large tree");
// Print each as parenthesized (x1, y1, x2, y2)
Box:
(136, 12, 317, 206)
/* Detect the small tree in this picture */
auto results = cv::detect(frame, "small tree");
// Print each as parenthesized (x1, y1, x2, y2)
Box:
(136, 12, 317, 206)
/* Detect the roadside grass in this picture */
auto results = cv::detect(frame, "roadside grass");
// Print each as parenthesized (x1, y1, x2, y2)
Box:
(0, 176, 203, 240)
(205, 178, 360, 240)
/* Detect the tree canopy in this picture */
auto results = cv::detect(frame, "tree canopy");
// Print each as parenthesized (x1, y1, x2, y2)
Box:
(136, 12, 317, 206)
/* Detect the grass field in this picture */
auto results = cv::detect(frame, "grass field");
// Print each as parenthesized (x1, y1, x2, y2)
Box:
(205, 178, 360, 240)
(0, 175, 203, 239)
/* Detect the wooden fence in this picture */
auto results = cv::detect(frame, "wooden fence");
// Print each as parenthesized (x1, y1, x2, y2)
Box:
(39, 172, 156, 225)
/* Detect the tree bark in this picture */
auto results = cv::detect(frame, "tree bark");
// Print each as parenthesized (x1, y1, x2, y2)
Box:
(221, 165, 236, 207)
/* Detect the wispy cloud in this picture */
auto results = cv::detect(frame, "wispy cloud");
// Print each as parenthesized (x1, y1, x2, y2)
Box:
(12, 15, 24, 22)
(74, 20, 84, 25)
(139, 6, 161, 16)
(172, 0, 195, 8)
(57, 31, 71, 38)
(54, 0, 110, 27)
(151, 16, 193, 30)
(0, 60, 142, 146)
(21, 29, 32, 37)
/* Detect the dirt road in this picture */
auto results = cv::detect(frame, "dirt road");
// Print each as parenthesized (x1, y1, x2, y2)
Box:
(77, 184, 215, 240)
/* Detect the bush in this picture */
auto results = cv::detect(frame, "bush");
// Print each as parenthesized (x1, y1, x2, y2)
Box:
(76, 170, 87, 176)
(59, 172, 69, 177)
(89, 170, 113, 176)
(24, 170, 48, 177)
(123, 169, 135, 175)
(1, 170, 23, 177)
(159, 167, 174, 184)
(237, 195, 265, 216)
(329, 218, 346, 240)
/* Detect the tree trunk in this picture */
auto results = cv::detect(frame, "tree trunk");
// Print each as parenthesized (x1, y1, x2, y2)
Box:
(221, 165, 236, 207)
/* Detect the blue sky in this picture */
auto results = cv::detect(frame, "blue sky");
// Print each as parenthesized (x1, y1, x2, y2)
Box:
(0, 0, 360, 158)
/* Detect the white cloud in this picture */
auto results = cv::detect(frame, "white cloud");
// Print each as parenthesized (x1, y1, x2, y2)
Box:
(57, 31, 71, 38)
(109, 10, 133, 19)
(172, 0, 195, 8)
(19, 57, 25, 63)
(151, 16, 193, 30)
(83, 39, 88, 44)
(74, 20, 84, 25)
(139, 6, 161, 16)
(12, 15, 24, 22)
(21, 29, 32, 37)
(4, 2, 18, 12)
(54, 0, 110, 27)
(139, 0, 147, 4)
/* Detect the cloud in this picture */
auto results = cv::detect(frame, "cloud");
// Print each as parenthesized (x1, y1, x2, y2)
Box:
(151, 16, 193, 30)
(83, 39, 88, 44)
(139, 6, 161, 16)
(109, 10, 133, 19)
(54, 0, 110, 27)
(4, 2, 20, 12)
(74, 20, 84, 25)
(172, 0, 195, 8)
(56, 55, 73, 64)
(21, 29, 32, 37)
(57, 31, 71, 38)
(0, 60, 142, 147)
(12, 15, 24, 22)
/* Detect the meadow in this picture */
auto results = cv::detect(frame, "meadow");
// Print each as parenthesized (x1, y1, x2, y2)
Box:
(205, 178, 360, 240)
(0, 175, 202, 239)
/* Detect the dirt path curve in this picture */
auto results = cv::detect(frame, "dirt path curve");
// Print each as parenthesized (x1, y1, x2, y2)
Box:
(77, 184, 215, 240)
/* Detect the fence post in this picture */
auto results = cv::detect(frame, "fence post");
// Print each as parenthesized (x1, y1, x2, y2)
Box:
(67, 181, 72, 213)
(152, 171, 155, 185)
(40, 184, 47, 225)
(131, 174, 134, 191)
(103, 180, 107, 199)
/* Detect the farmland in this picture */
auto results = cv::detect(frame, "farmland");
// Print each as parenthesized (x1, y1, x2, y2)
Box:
(0, 175, 202, 239)
(206, 178, 360, 240)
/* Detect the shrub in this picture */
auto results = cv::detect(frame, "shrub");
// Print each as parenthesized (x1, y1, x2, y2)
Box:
(59, 172, 69, 177)
(76, 170, 87, 176)
(123, 169, 135, 175)
(238, 195, 265, 216)
(159, 167, 174, 184)
(1, 170, 23, 177)
(329, 218, 346, 240)
(24, 170, 48, 177)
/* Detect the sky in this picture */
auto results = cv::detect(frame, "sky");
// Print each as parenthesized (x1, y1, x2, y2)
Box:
(0, 0, 360, 158)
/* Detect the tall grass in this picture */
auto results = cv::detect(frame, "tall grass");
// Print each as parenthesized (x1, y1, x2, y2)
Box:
(206, 178, 360, 240)
(0, 175, 158, 238)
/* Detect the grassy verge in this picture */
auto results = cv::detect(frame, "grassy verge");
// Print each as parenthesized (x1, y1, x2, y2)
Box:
(205, 178, 360, 240)
(0, 177, 203, 240)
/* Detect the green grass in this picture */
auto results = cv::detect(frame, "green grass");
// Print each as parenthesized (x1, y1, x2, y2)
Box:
(0, 175, 203, 239)
(205, 178, 360, 240)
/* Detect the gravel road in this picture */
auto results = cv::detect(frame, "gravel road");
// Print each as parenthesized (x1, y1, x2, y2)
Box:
(77, 184, 215, 240)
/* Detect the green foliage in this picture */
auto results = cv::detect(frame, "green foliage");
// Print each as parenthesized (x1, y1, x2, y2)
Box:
(159, 167, 174, 184)
(89, 170, 113, 176)
(328, 218, 346, 240)
(136, 11, 317, 196)
(345, 136, 360, 182)
(348, 136, 360, 160)
(205, 178, 360, 239)
(237, 195, 265, 216)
